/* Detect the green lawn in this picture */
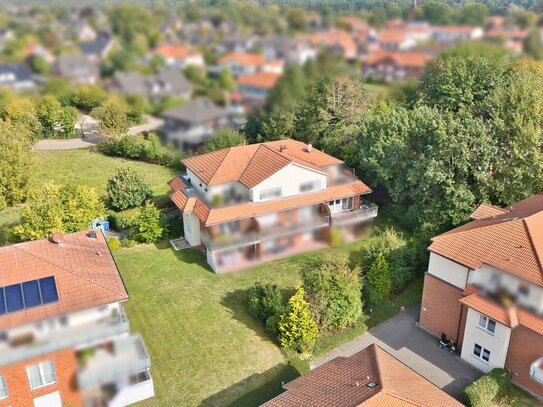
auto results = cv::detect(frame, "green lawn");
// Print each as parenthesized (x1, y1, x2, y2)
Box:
(33, 148, 177, 199)
(498, 383, 543, 407)
(114, 238, 423, 407)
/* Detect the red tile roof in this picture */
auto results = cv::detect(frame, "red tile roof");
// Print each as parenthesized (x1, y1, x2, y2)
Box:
(363, 51, 432, 68)
(237, 72, 281, 89)
(218, 52, 266, 67)
(469, 203, 508, 220)
(429, 194, 543, 287)
(154, 43, 200, 59)
(0, 230, 128, 330)
(263, 344, 463, 407)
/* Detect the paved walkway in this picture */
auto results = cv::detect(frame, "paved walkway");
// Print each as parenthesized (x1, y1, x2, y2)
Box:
(34, 114, 163, 151)
(311, 305, 481, 400)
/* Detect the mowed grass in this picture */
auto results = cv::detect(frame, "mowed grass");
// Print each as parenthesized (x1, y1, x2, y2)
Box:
(114, 237, 422, 406)
(33, 148, 177, 199)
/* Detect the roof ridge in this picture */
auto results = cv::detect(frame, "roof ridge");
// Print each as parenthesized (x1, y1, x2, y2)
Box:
(13, 240, 127, 299)
(208, 147, 235, 184)
(238, 144, 289, 185)
(434, 215, 523, 240)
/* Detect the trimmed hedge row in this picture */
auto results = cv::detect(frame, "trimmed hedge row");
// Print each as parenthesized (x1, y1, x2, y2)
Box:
(464, 368, 511, 406)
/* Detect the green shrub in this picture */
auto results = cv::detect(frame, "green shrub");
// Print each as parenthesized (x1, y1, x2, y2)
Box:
(247, 283, 285, 323)
(464, 368, 511, 407)
(106, 167, 152, 211)
(107, 211, 130, 231)
(121, 238, 137, 248)
(302, 256, 362, 332)
(329, 228, 343, 248)
(163, 214, 183, 238)
(107, 237, 121, 251)
(365, 253, 391, 307)
(361, 227, 417, 294)
(130, 202, 164, 243)
(278, 286, 318, 353)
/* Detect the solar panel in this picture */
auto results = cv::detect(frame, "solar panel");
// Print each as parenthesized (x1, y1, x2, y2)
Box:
(5, 284, 23, 312)
(23, 281, 41, 308)
(39, 277, 59, 304)
(0, 289, 5, 315)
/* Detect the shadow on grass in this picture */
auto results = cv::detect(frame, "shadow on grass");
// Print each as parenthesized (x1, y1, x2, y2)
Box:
(200, 363, 301, 407)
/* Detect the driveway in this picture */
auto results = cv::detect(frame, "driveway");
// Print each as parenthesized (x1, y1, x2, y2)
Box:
(311, 305, 481, 400)
(34, 114, 164, 151)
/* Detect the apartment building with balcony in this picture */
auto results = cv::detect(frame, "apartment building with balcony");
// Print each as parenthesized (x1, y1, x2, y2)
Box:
(168, 139, 377, 273)
(0, 230, 154, 407)
(419, 194, 543, 399)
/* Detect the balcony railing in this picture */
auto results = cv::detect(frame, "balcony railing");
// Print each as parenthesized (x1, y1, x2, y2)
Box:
(331, 201, 378, 226)
(0, 306, 130, 367)
(201, 230, 260, 251)
(260, 216, 330, 239)
(78, 333, 151, 389)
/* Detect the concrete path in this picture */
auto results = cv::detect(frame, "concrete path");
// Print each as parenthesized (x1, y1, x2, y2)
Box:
(34, 114, 163, 151)
(311, 305, 481, 400)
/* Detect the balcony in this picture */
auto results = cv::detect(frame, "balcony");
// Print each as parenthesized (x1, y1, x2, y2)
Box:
(260, 216, 330, 239)
(107, 370, 154, 407)
(530, 357, 543, 384)
(331, 200, 378, 226)
(78, 334, 151, 389)
(201, 230, 260, 251)
(0, 305, 130, 367)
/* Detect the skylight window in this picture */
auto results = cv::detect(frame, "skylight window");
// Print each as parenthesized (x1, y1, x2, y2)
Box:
(0, 276, 59, 316)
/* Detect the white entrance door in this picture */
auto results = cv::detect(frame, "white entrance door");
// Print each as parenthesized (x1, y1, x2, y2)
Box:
(34, 391, 62, 407)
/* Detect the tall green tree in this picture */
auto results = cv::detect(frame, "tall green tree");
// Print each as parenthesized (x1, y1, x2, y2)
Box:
(278, 286, 318, 353)
(203, 128, 246, 152)
(523, 29, 543, 60)
(365, 254, 391, 307)
(106, 167, 152, 211)
(14, 182, 105, 241)
(130, 201, 164, 244)
(0, 120, 35, 209)
(91, 96, 130, 136)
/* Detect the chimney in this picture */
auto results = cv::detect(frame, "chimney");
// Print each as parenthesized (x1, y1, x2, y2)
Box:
(52, 232, 64, 247)
(307, 143, 313, 152)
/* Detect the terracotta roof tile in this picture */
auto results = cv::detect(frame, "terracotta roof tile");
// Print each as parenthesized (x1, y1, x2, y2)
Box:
(218, 52, 266, 66)
(239, 145, 291, 188)
(429, 194, 543, 287)
(168, 175, 189, 191)
(263, 344, 462, 407)
(154, 43, 200, 59)
(237, 72, 281, 89)
(0, 230, 128, 330)
(363, 51, 432, 68)
(470, 203, 509, 220)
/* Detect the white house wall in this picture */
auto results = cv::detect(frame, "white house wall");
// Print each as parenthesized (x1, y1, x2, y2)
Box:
(427, 252, 470, 290)
(183, 212, 201, 246)
(251, 163, 327, 203)
(460, 308, 511, 373)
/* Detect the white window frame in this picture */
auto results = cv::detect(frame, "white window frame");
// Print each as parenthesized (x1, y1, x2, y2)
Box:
(0, 374, 7, 400)
(26, 360, 57, 390)
(259, 187, 281, 202)
(473, 343, 491, 363)
(478, 315, 496, 335)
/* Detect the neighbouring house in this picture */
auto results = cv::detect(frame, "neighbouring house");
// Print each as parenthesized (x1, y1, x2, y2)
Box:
(215, 32, 258, 55)
(74, 23, 97, 42)
(432, 25, 484, 43)
(419, 194, 543, 399)
(217, 52, 266, 77)
(375, 30, 416, 51)
(0, 230, 154, 406)
(168, 139, 378, 273)
(24, 42, 55, 64)
(53, 54, 99, 85)
(312, 30, 358, 60)
(152, 43, 205, 69)
(0, 63, 35, 90)
(261, 344, 462, 406)
(236, 72, 281, 112)
(78, 32, 115, 61)
(362, 51, 432, 82)
(160, 98, 231, 150)
(110, 68, 192, 101)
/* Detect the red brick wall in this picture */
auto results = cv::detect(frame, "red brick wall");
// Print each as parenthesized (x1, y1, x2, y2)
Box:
(419, 273, 465, 344)
(0, 348, 83, 407)
(506, 326, 543, 399)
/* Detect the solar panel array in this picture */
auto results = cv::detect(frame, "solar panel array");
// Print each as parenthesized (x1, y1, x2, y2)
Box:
(0, 277, 59, 315)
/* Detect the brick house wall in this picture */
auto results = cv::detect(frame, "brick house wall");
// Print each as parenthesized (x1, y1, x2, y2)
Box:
(419, 273, 465, 344)
(506, 326, 543, 398)
(0, 347, 82, 407)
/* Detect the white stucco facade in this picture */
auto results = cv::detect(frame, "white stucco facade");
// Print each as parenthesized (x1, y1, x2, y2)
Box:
(427, 252, 470, 290)
(460, 308, 511, 373)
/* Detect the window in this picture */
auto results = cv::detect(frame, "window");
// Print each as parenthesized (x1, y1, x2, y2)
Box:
(27, 361, 56, 390)
(518, 284, 530, 297)
(341, 197, 354, 211)
(299, 181, 319, 193)
(0, 375, 7, 399)
(259, 187, 281, 201)
(489, 271, 502, 287)
(473, 344, 491, 363)
(478, 315, 496, 334)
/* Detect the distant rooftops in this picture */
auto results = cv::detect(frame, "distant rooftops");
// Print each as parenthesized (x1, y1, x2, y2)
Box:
(0, 230, 128, 330)
(262, 343, 462, 407)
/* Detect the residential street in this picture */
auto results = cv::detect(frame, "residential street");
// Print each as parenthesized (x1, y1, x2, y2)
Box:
(311, 305, 482, 400)
(33, 114, 164, 151)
